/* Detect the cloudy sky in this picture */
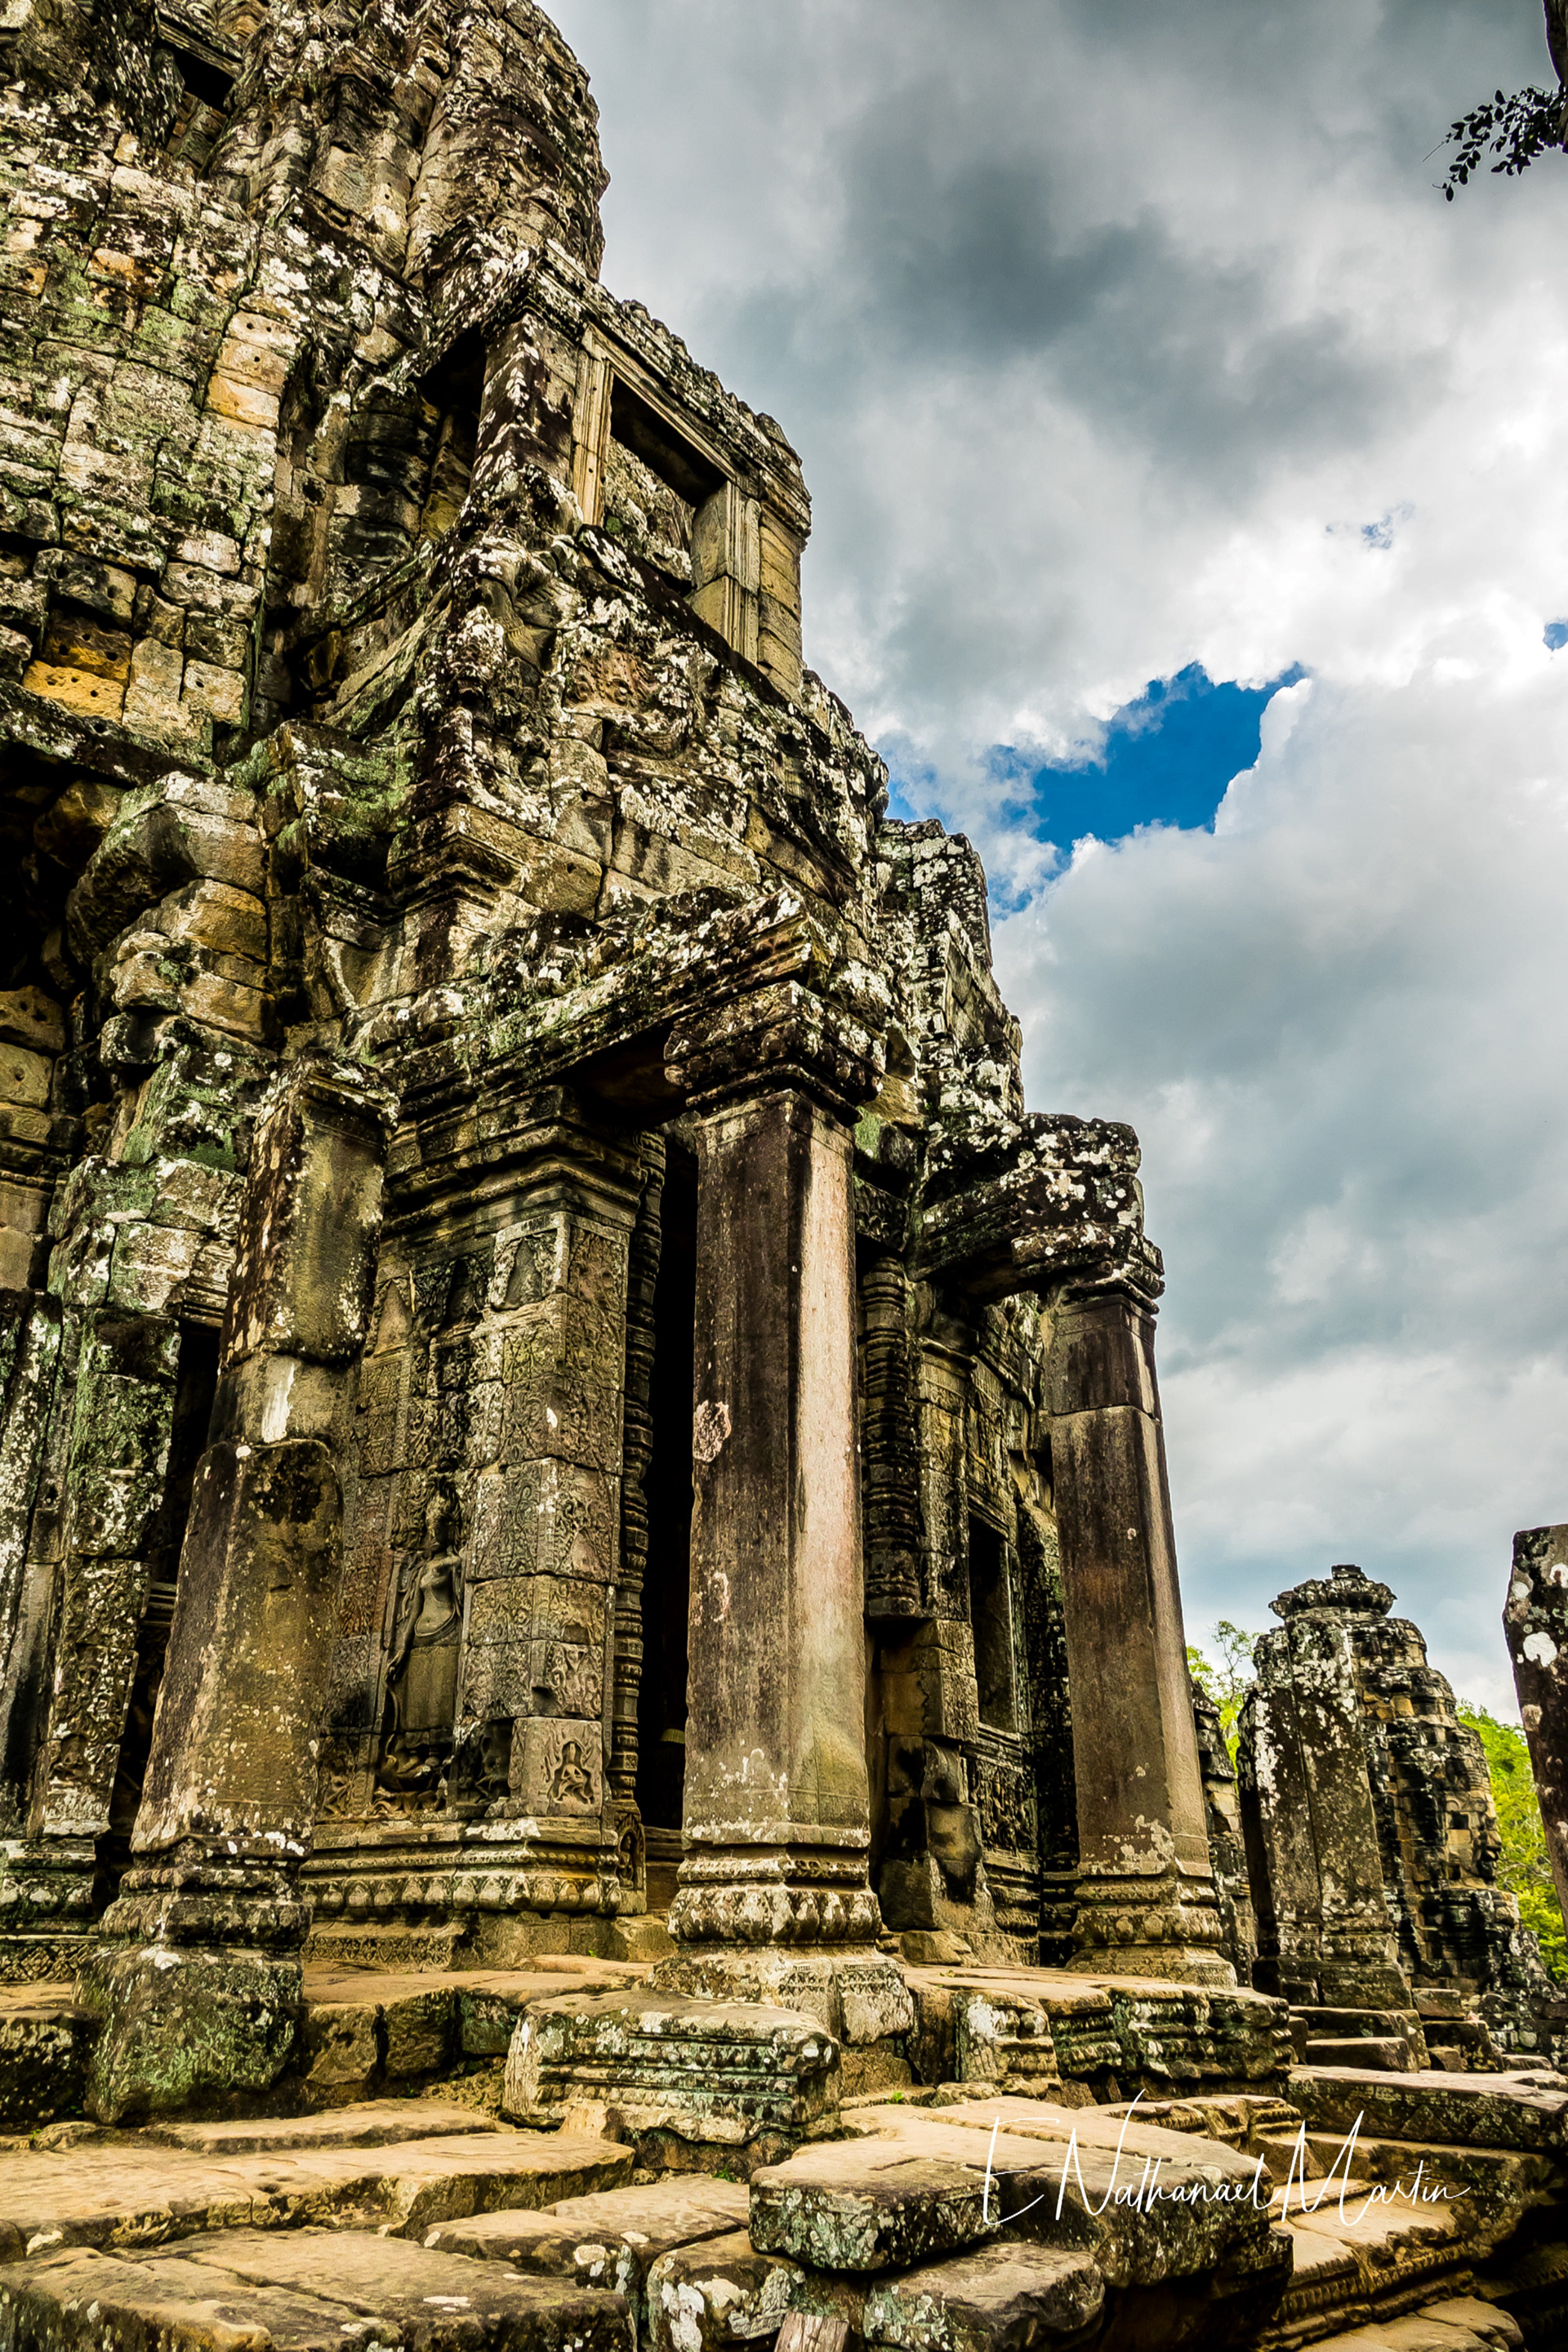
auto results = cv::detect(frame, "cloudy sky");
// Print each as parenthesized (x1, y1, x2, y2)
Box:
(548, 0, 1568, 1712)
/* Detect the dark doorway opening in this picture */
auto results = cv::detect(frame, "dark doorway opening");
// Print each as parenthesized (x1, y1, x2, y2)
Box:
(94, 1322, 220, 1911)
(969, 1517, 1018, 1734)
(636, 1139, 697, 1904)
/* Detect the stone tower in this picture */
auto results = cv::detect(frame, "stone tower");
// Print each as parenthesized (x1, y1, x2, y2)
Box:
(1240, 1564, 1548, 2038)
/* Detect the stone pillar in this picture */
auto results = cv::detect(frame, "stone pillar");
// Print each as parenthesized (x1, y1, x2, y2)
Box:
(2, 1307, 179, 1966)
(1241, 1567, 1410, 2009)
(1506, 1523, 1568, 1931)
(672, 1089, 878, 1952)
(76, 1056, 394, 2121)
(647, 930, 911, 2041)
(453, 1112, 640, 1913)
(859, 1256, 921, 1620)
(609, 1138, 662, 1886)
(1046, 1290, 1234, 1985)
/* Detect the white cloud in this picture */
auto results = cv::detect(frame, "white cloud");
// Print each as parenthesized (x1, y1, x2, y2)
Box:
(995, 660, 1568, 1708)
(547, 0, 1568, 1704)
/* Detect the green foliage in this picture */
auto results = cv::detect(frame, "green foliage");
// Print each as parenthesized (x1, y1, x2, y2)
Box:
(1458, 1702, 1568, 1981)
(1441, 87, 1565, 199)
(1188, 1620, 1261, 1764)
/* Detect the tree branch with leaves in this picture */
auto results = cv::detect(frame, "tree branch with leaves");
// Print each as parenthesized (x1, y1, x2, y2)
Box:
(1442, 2, 1568, 198)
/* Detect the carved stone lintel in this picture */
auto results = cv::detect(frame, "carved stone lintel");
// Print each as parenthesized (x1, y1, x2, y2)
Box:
(919, 1112, 1165, 1307)
(662, 901, 889, 1124)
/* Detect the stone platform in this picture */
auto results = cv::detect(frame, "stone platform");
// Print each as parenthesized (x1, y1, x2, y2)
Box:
(0, 1954, 1292, 2140)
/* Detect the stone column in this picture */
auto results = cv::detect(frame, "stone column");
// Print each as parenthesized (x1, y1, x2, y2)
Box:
(1046, 1290, 1234, 1985)
(652, 1085, 907, 2041)
(453, 1111, 640, 1915)
(76, 1056, 394, 2121)
(672, 1089, 877, 1953)
(610, 1140, 662, 1851)
(1506, 1523, 1568, 1931)
(858, 1256, 921, 1620)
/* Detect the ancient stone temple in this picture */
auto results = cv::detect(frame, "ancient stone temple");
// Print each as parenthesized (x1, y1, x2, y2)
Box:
(1239, 1565, 1551, 2061)
(0, 0, 1250, 2100)
(0, 2, 1566, 2346)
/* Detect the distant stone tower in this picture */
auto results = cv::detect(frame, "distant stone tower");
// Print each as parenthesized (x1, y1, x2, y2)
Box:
(1239, 1564, 1548, 2038)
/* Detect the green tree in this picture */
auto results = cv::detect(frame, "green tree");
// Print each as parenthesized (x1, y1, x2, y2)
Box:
(1442, 2, 1568, 198)
(1458, 1702, 1567, 1981)
(1187, 1620, 1261, 1764)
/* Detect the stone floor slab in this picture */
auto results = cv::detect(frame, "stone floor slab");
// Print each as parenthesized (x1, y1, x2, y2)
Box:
(1306, 2038, 1413, 2074)
(751, 2140, 1000, 2275)
(144, 2100, 502, 2154)
(0, 2228, 631, 2352)
(826, 2102, 1275, 2287)
(0, 2127, 633, 2252)
(905, 2093, 1266, 2185)
(1410, 2296, 1523, 2346)
(177, 2226, 632, 2343)
(1275, 2183, 1464, 2324)
(426, 2176, 750, 2315)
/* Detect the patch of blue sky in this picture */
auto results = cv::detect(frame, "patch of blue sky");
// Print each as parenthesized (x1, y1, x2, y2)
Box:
(881, 662, 1304, 913)
(1012, 660, 1304, 883)
(1544, 620, 1568, 652)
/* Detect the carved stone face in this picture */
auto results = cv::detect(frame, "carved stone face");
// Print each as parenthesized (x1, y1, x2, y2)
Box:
(425, 1487, 461, 1557)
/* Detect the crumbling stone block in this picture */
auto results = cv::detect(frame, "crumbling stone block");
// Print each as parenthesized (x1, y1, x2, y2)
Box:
(502, 1991, 839, 2156)
(647, 2230, 806, 2352)
(862, 2242, 1105, 2352)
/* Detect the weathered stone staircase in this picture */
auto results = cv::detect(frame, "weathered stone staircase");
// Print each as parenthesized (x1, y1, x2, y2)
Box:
(0, 1958, 1561, 2351)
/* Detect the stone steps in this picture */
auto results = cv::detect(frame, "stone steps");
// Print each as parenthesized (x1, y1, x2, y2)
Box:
(3, 2228, 631, 2352)
(1290, 2006, 1431, 2074)
(902, 1961, 1291, 2097)
(0, 1978, 1557, 2352)
(1274, 2300, 1521, 2351)
(0, 1958, 650, 2132)
(0, 2125, 634, 2256)
(1303, 2036, 1413, 2073)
